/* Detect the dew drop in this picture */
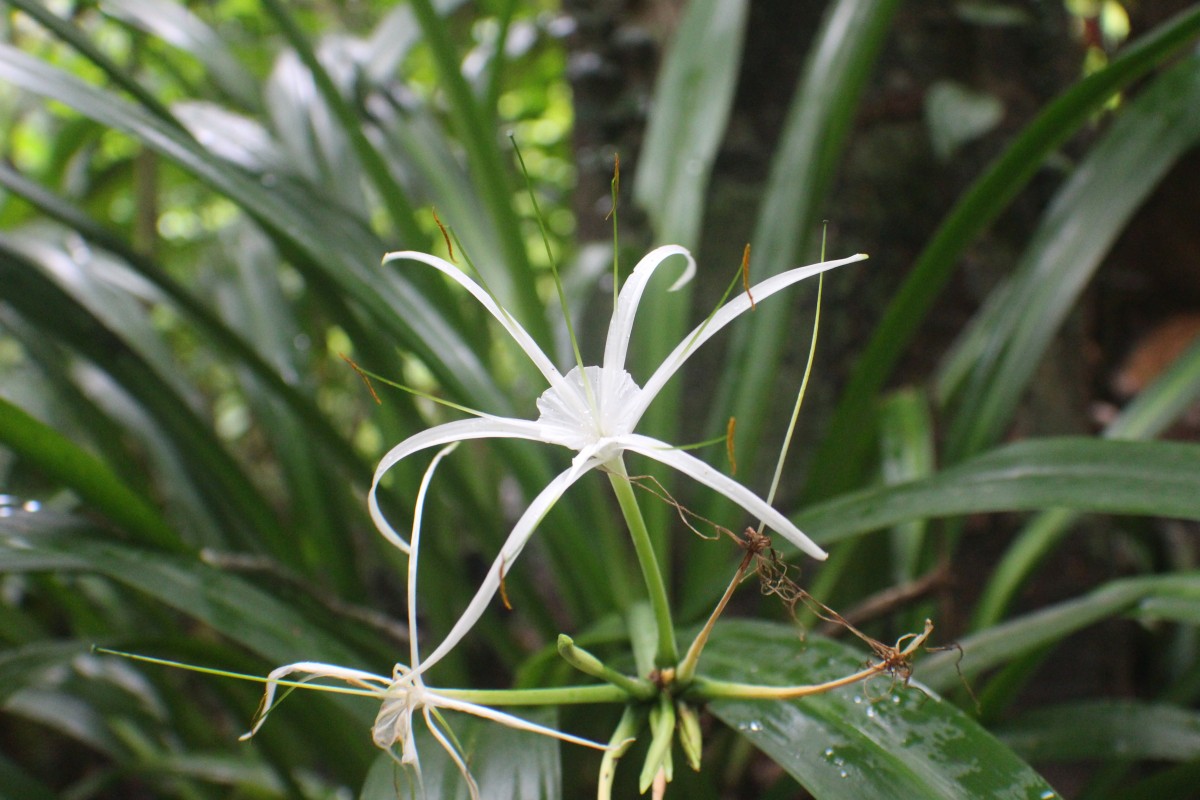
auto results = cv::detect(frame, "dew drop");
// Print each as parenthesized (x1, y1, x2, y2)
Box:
(823, 748, 835, 759)
(852, 695, 863, 704)
(865, 705, 876, 719)
(738, 720, 763, 733)
(838, 769, 849, 779)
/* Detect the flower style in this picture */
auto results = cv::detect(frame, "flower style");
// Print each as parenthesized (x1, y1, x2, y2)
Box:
(368, 245, 868, 674)
(243, 445, 608, 799)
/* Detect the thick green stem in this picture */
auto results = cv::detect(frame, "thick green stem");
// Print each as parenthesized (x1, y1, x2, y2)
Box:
(435, 683, 628, 706)
(607, 457, 678, 668)
(558, 635, 657, 700)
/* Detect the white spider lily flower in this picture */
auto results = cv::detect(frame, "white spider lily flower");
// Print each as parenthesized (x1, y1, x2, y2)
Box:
(243, 445, 607, 800)
(369, 245, 866, 676)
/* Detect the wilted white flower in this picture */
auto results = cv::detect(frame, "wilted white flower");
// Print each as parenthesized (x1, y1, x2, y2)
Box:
(244, 445, 606, 799)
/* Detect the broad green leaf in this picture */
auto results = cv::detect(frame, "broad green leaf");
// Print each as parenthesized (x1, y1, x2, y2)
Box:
(971, 335, 1200, 629)
(808, 5, 1200, 498)
(0, 395, 176, 550)
(259, 0, 423, 243)
(99, 0, 260, 110)
(797, 438, 1200, 549)
(634, 0, 748, 247)
(701, 620, 1058, 799)
(943, 52, 1200, 461)
(0, 239, 282, 550)
(920, 573, 1200, 692)
(997, 701, 1200, 763)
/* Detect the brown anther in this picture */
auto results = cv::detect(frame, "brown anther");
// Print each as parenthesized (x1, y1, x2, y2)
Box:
(432, 208, 455, 262)
(498, 555, 513, 611)
(606, 153, 620, 220)
(725, 417, 738, 475)
(741, 244, 755, 309)
(339, 353, 381, 404)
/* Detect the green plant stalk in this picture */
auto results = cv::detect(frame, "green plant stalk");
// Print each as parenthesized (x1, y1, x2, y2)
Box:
(557, 635, 657, 700)
(94, 647, 627, 705)
(434, 684, 630, 706)
(598, 705, 644, 800)
(607, 457, 678, 668)
(690, 618, 932, 700)
(639, 691, 676, 792)
(676, 549, 752, 685)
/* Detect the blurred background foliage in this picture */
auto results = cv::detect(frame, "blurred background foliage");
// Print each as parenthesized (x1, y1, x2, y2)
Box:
(3, 0, 1200, 797)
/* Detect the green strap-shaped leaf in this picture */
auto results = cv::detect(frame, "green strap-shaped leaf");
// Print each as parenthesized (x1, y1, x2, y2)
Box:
(970, 335, 1200, 629)
(0, 396, 177, 550)
(701, 619, 1057, 799)
(634, 0, 749, 247)
(0, 43, 512, 415)
(943, 52, 1200, 461)
(259, 0, 424, 245)
(997, 701, 1200, 763)
(0, 161, 366, 479)
(405, 0, 545, 336)
(99, 0, 261, 111)
(0, 239, 284, 550)
(920, 573, 1200, 691)
(798, 438, 1200, 548)
(0, 520, 376, 677)
(807, 5, 1200, 499)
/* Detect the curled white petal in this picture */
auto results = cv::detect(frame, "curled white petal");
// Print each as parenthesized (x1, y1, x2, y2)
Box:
(632, 253, 868, 425)
(368, 416, 560, 553)
(409, 444, 458, 667)
(620, 433, 827, 561)
(383, 251, 570, 399)
(602, 245, 695, 380)
(427, 690, 612, 751)
(240, 662, 390, 740)
(413, 458, 603, 676)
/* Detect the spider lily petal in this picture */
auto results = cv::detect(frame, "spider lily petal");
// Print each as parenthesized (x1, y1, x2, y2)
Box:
(618, 433, 827, 560)
(632, 252, 868, 423)
(368, 416, 555, 553)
